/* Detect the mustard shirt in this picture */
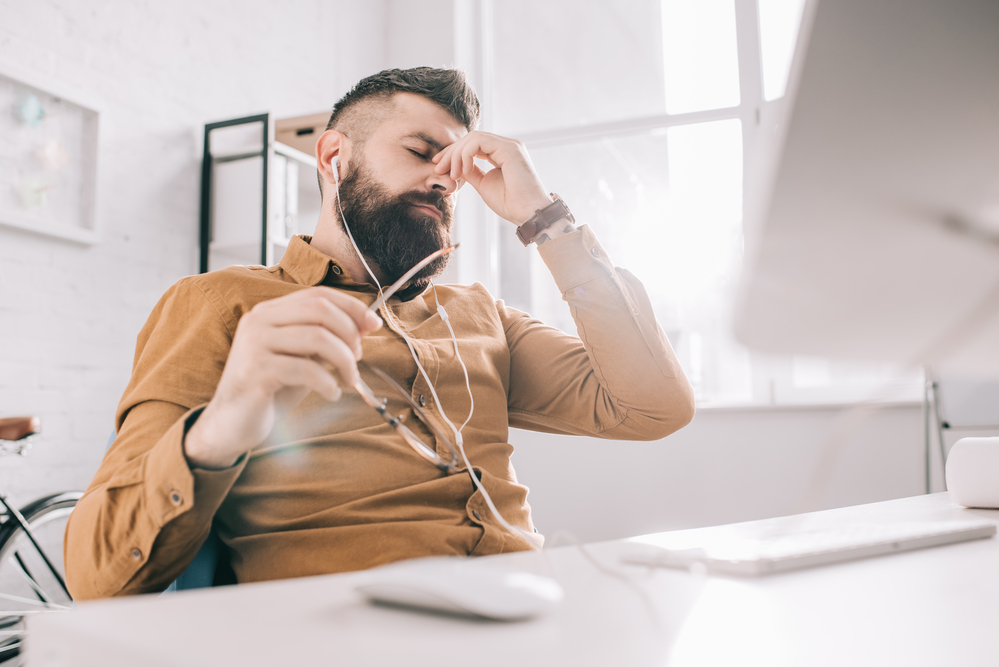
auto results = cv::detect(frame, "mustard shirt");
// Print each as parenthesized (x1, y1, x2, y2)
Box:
(65, 227, 694, 599)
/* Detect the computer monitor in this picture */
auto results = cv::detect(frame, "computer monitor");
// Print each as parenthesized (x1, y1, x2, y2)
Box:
(734, 0, 999, 376)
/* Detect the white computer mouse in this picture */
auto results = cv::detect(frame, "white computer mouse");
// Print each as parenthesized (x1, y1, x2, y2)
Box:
(354, 556, 564, 621)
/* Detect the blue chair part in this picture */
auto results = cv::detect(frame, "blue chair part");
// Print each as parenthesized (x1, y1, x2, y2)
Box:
(165, 530, 223, 592)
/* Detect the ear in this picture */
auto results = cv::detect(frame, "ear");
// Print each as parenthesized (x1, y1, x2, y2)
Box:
(315, 129, 348, 188)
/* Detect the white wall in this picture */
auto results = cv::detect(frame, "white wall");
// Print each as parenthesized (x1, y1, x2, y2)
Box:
(0, 0, 351, 505)
(514, 402, 929, 544)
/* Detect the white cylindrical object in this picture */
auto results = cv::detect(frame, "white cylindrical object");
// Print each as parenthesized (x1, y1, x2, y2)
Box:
(946, 437, 999, 509)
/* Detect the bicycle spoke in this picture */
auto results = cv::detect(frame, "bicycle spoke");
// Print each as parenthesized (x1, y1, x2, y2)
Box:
(7, 557, 52, 606)
(10, 554, 43, 605)
(0, 496, 72, 600)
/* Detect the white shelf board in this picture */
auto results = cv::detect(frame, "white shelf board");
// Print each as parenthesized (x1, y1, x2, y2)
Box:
(274, 141, 317, 167)
(0, 216, 98, 245)
(209, 241, 260, 254)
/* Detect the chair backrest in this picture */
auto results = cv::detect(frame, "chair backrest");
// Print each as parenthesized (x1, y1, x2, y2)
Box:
(107, 431, 227, 592)
(166, 529, 226, 592)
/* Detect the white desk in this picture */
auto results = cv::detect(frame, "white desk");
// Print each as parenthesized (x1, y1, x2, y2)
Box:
(27, 493, 999, 666)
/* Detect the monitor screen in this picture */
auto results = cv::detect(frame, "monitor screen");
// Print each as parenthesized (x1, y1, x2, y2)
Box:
(734, 0, 999, 376)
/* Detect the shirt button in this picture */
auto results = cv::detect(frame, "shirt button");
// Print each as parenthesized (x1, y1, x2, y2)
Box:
(632, 307, 639, 314)
(591, 248, 600, 257)
(418, 395, 426, 407)
(472, 510, 482, 521)
(169, 491, 183, 506)
(131, 548, 142, 560)
(331, 265, 342, 275)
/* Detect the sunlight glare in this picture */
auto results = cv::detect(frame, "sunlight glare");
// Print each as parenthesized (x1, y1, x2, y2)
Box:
(662, 0, 741, 114)
(758, 0, 807, 100)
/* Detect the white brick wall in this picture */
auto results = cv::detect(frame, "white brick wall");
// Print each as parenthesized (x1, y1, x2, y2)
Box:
(0, 0, 375, 505)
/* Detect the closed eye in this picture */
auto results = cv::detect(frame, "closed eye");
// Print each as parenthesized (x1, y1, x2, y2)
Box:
(408, 148, 429, 160)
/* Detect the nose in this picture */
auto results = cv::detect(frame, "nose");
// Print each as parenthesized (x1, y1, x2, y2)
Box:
(427, 168, 460, 196)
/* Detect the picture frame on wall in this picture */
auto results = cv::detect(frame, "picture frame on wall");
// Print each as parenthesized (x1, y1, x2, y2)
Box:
(0, 59, 101, 245)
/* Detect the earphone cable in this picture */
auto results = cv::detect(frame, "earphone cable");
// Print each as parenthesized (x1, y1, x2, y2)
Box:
(334, 169, 384, 295)
(334, 166, 540, 549)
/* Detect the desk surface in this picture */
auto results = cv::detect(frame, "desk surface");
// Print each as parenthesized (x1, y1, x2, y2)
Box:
(28, 493, 999, 666)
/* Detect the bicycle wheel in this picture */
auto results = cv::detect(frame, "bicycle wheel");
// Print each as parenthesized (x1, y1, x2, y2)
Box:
(0, 491, 82, 664)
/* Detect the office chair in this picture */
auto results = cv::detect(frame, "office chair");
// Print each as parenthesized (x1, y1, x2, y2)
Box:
(163, 528, 234, 592)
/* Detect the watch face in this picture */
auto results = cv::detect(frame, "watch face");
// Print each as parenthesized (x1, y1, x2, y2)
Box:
(540, 200, 571, 226)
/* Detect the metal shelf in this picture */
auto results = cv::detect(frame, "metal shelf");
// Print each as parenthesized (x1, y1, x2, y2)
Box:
(199, 113, 324, 274)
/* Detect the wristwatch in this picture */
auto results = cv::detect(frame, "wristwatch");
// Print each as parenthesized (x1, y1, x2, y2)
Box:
(515, 193, 575, 246)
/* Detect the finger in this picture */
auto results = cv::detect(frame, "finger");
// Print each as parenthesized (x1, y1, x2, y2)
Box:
(463, 163, 488, 190)
(248, 299, 363, 357)
(261, 325, 361, 384)
(432, 146, 447, 168)
(264, 355, 344, 403)
(460, 142, 485, 178)
(483, 152, 502, 170)
(310, 287, 382, 333)
(451, 137, 482, 181)
(433, 143, 456, 174)
(286, 287, 381, 332)
(251, 290, 380, 348)
(449, 142, 465, 180)
(451, 142, 473, 180)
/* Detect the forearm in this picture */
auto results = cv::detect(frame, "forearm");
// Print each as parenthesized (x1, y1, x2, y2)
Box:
(507, 225, 695, 439)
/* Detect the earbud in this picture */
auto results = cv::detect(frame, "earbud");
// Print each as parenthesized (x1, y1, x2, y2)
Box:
(332, 156, 340, 184)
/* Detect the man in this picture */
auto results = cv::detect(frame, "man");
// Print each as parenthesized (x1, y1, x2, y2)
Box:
(65, 67, 695, 599)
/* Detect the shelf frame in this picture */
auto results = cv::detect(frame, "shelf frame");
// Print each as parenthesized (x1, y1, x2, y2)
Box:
(199, 113, 270, 273)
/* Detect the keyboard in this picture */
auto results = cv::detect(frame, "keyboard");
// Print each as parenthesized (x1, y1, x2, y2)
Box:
(621, 519, 996, 576)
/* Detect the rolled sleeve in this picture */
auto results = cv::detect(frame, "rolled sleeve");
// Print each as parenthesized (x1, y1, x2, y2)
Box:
(66, 405, 246, 599)
(506, 225, 695, 440)
(65, 277, 245, 599)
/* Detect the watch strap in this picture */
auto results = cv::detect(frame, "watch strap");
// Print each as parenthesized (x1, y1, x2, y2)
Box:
(516, 194, 575, 246)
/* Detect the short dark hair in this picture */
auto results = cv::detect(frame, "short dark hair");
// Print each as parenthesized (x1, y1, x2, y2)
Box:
(318, 67, 481, 198)
(328, 66, 480, 136)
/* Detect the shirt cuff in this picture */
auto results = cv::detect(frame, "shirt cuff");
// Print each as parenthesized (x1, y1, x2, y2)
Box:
(536, 225, 615, 293)
(143, 405, 246, 529)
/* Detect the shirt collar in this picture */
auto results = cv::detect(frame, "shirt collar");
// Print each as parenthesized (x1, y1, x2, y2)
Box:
(279, 235, 429, 302)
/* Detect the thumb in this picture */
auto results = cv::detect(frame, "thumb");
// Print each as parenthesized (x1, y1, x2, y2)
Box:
(464, 163, 488, 191)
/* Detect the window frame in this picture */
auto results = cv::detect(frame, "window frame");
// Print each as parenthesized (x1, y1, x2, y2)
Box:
(454, 0, 923, 407)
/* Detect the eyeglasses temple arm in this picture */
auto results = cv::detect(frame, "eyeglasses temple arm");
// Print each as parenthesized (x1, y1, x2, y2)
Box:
(368, 244, 458, 313)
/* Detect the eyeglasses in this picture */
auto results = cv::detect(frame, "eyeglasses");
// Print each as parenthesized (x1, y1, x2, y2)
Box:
(353, 361, 462, 472)
(352, 245, 462, 473)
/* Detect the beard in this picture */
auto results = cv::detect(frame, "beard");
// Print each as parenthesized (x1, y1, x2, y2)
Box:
(335, 161, 453, 287)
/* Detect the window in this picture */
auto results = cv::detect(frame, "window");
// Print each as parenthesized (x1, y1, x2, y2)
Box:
(463, 0, 922, 405)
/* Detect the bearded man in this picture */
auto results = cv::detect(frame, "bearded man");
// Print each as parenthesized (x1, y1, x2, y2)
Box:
(65, 67, 695, 600)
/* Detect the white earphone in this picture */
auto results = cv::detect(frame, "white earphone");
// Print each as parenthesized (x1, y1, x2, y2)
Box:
(332, 155, 340, 184)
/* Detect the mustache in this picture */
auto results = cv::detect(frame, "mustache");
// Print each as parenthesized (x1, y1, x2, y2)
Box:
(398, 190, 450, 216)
